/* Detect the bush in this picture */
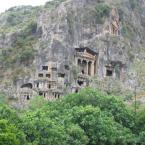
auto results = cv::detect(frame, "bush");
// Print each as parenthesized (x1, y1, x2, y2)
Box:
(45, 0, 66, 9)
(95, 4, 111, 24)
(129, 0, 138, 9)
(122, 22, 136, 39)
(0, 119, 26, 145)
(62, 88, 135, 129)
(0, 21, 37, 68)
(137, 131, 145, 144)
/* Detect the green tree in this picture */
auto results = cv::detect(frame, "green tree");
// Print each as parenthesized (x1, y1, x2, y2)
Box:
(66, 124, 88, 145)
(71, 105, 134, 145)
(21, 111, 67, 145)
(0, 105, 20, 124)
(62, 88, 134, 129)
(0, 88, 140, 145)
(137, 131, 145, 145)
(0, 119, 26, 145)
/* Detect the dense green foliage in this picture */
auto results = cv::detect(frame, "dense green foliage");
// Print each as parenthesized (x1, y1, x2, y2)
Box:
(45, 0, 66, 9)
(0, 21, 37, 68)
(0, 88, 145, 145)
(0, 6, 40, 33)
(0, 119, 26, 145)
(95, 4, 111, 24)
(0, 6, 40, 82)
(0, 16, 38, 82)
(129, 0, 138, 9)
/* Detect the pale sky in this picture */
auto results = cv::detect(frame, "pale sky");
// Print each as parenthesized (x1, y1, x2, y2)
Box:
(0, 0, 51, 13)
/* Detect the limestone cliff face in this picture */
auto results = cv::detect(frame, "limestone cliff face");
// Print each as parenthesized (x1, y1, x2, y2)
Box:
(0, 0, 145, 97)
(36, 0, 130, 78)
(37, 0, 99, 62)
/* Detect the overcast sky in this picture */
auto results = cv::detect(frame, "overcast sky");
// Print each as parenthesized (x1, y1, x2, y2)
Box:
(0, 0, 51, 13)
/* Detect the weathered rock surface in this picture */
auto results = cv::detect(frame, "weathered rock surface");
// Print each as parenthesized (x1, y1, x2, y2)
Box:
(0, 0, 145, 99)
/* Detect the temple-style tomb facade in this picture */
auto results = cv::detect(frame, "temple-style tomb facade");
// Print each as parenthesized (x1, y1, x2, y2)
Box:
(74, 48, 98, 89)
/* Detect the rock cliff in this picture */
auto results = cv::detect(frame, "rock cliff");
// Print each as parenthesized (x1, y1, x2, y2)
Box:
(0, 0, 145, 101)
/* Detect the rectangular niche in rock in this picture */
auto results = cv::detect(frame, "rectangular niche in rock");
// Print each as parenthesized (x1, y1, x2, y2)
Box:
(58, 73, 65, 78)
(52, 67, 57, 71)
(106, 69, 113, 76)
(39, 92, 43, 96)
(106, 65, 113, 77)
(46, 74, 51, 78)
(38, 73, 43, 77)
(42, 66, 48, 70)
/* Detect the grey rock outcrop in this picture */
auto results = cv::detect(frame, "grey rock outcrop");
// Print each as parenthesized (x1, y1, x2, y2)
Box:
(0, 0, 145, 101)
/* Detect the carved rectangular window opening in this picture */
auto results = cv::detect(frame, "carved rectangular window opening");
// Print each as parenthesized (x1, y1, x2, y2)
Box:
(27, 95, 30, 100)
(46, 74, 51, 78)
(48, 84, 51, 89)
(37, 83, 39, 88)
(64, 65, 69, 70)
(58, 73, 65, 78)
(106, 69, 113, 76)
(38, 73, 43, 77)
(42, 66, 48, 70)
(39, 92, 43, 96)
(77, 80, 84, 86)
(52, 67, 57, 71)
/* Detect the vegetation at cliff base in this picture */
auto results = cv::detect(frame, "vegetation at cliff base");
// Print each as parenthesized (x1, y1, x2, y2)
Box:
(0, 88, 145, 145)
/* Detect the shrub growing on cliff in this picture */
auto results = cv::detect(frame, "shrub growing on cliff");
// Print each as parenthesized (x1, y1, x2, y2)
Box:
(45, 0, 66, 9)
(95, 4, 111, 24)
(129, 0, 138, 9)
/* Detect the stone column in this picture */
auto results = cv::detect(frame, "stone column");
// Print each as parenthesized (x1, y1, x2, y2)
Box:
(42, 82, 44, 89)
(84, 60, 87, 75)
(43, 92, 45, 98)
(39, 82, 42, 89)
(87, 61, 90, 75)
(77, 58, 81, 73)
(94, 60, 97, 75)
(81, 59, 84, 74)
(75, 57, 78, 66)
(120, 67, 125, 81)
(43, 82, 44, 89)
(86, 60, 89, 75)
(91, 61, 95, 76)
(88, 61, 92, 76)
(113, 68, 116, 79)
(80, 59, 82, 73)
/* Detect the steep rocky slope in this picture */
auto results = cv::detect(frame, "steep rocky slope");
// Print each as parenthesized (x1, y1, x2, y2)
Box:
(0, 0, 145, 99)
